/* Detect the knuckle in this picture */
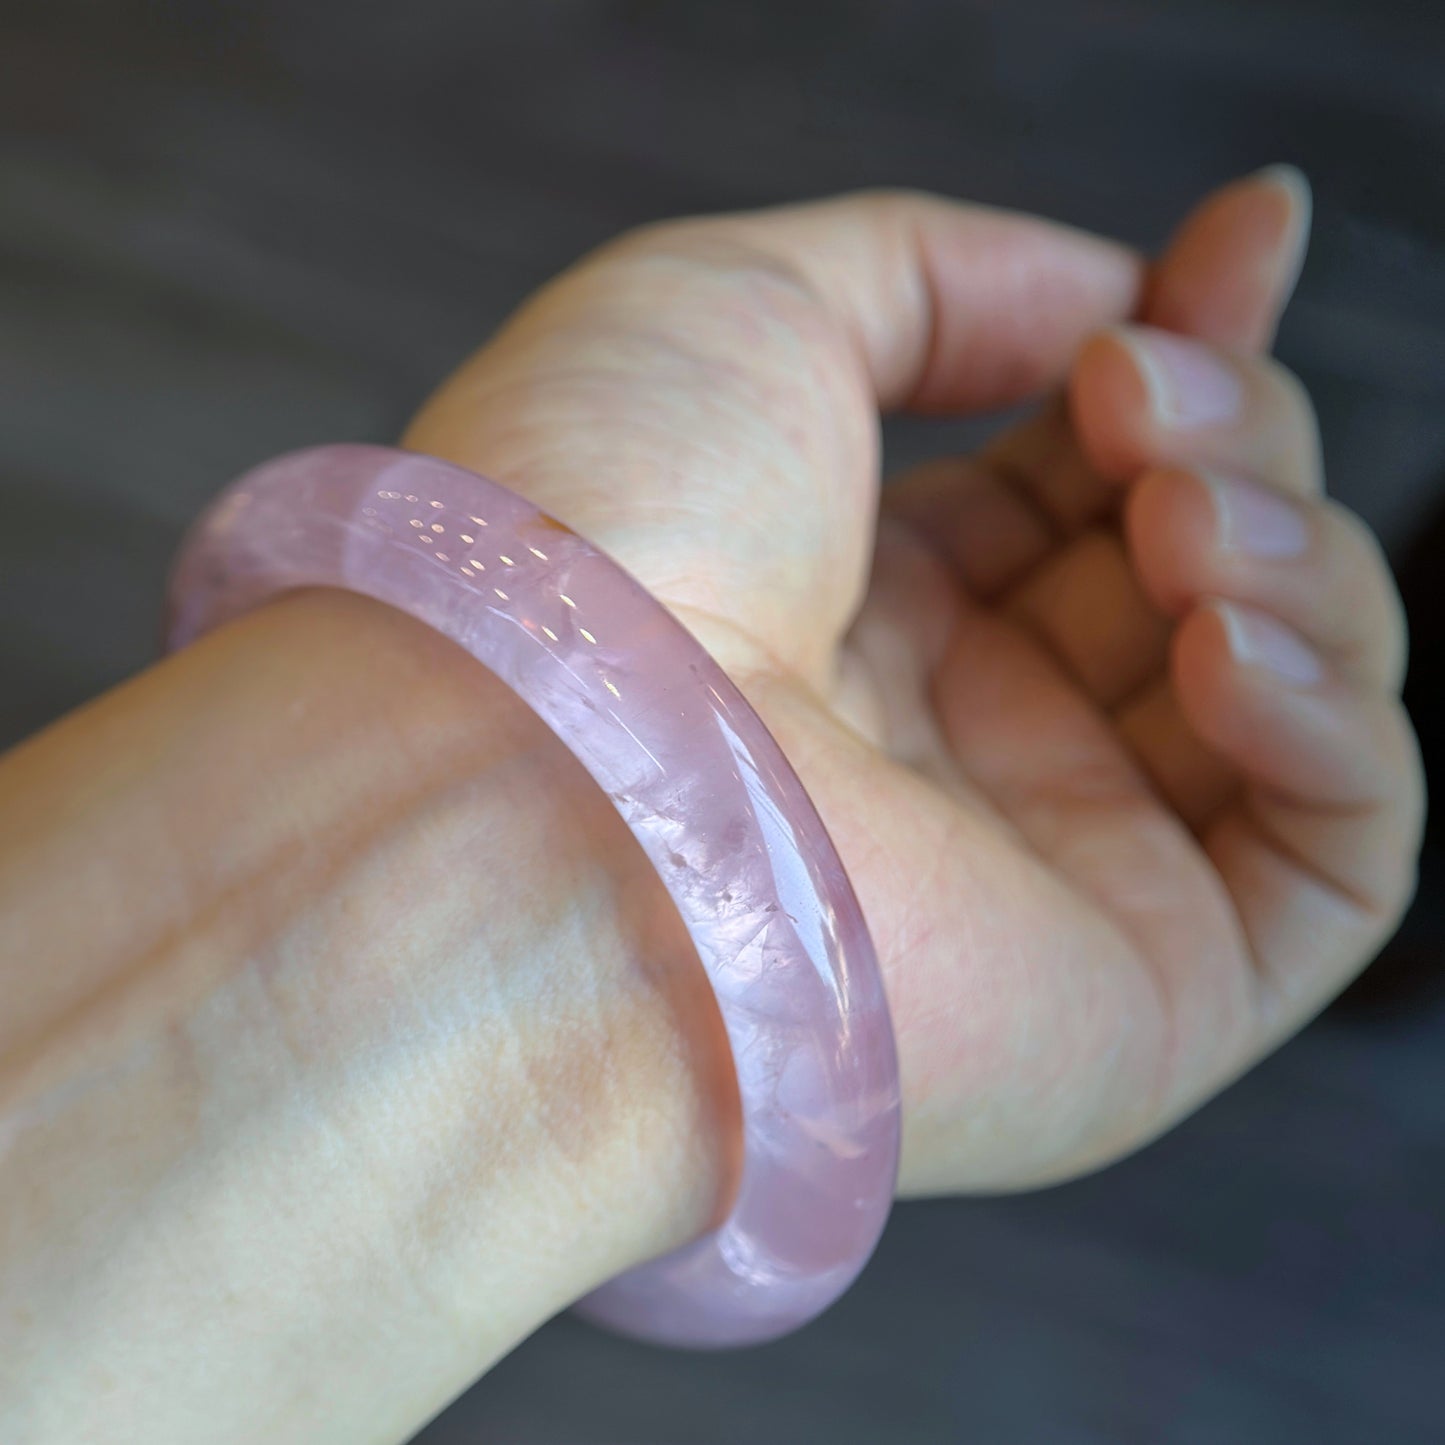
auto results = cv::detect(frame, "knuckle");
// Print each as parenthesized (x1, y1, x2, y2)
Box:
(1322, 499, 1388, 573)
(596, 210, 704, 258)
(1260, 354, 1317, 426)
(837, 185, 939, 223)
(1321, 502, 1410, 686)
(1390, 701, 1429, 847)
(1359, 703, 1427, 924)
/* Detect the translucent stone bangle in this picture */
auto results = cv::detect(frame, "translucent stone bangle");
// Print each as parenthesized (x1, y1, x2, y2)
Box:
(166, 445, 901, 1348)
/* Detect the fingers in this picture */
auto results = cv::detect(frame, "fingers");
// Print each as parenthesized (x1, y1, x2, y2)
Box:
(981, 329, 1329, 711)
(881, 452, 1059, 599)
(886, 166, 1310, 606)
(405, 189, 1141, 685)
(1145, 165, 1312, 352)
(983, 166, 1309, 528)
(1122, 451, 1418, 929)
(1174, 604, 1412, 815)
(901, 321, 1332, 716)
(1069, 165, 1313, 489)
(1172, 602, 1424, 1016)
(1075, 263, 1422, 1028)
(1005, 529, 1171, 706)
(1071, 325, 1323, 492)
(1126, 468, 1408, 691)
(928, 593, 1252, 1094)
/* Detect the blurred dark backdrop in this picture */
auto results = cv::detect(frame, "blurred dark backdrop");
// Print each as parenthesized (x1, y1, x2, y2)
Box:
(2, 3, 1442, 1442)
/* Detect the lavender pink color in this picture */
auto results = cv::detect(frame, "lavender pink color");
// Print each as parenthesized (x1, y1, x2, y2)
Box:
(165, 445, 901, 1347)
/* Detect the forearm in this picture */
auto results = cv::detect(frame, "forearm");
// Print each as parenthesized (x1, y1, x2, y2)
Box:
(0, 588, 732, 1445)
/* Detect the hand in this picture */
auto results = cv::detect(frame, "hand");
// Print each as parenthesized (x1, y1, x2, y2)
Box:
(406, 171, 1424, 1193)
(1, 175, 1424, 1443)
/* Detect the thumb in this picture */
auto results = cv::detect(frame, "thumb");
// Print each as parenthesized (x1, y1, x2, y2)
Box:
(404, 191, 1141, 686)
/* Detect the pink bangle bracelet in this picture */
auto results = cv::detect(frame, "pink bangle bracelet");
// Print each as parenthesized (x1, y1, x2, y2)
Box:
(165, 444, 901, 1348)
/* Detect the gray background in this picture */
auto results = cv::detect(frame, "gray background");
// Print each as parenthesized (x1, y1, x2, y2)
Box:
(2, 2, 1442, 1441)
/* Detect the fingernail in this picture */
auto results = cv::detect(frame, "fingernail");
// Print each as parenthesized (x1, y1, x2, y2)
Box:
(1251, 163, 1313, 244)
(1219, 603, 1323, 687)
(1251, 163, 1313, 306)
(1122, 328, 1244, 429)
(1203, 472, 1310, 558)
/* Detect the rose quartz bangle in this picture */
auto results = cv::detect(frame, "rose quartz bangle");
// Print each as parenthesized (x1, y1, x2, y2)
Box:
(165, 444, 901, 1347)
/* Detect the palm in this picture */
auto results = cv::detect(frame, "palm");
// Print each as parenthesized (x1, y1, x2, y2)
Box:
(826, 401, 1250, 1193)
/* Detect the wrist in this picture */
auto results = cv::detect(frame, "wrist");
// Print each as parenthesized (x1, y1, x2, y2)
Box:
(0, 588, 733, 1443)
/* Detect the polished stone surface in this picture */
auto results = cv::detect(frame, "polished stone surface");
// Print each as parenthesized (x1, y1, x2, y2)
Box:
(166, 443, 902, 1347)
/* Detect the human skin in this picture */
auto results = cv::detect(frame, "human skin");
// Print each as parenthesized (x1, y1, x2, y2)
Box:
(0, 172, 1423, 1443)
